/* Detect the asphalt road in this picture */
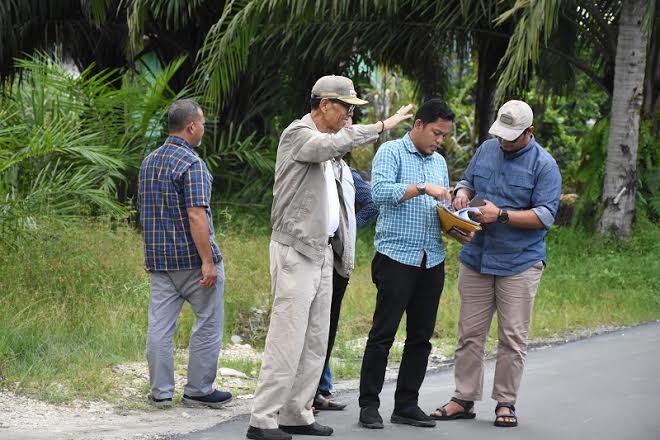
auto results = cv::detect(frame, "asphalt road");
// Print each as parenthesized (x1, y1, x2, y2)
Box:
(176, 322, 660, 440)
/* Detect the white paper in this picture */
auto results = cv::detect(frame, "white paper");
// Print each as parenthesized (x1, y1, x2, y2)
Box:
(455, 207, 482, 221)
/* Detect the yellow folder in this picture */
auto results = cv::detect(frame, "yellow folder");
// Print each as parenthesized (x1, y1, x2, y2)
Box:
(436, 205, 482, 234)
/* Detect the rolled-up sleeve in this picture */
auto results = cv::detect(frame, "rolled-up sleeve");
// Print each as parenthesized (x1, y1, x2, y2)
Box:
(531, 162, 562, 229)
(454, 179, 474, 194)
(371, 143, 407, 205)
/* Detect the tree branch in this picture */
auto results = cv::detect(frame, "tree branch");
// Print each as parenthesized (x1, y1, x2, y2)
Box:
(543, 46, 612, 96)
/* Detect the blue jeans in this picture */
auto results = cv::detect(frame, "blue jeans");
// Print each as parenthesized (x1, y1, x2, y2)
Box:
(319, 363, 332, 393)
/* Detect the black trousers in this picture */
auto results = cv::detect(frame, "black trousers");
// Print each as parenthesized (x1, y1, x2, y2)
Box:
(317, 269, 350, 393)
(358, 252, 445, 409)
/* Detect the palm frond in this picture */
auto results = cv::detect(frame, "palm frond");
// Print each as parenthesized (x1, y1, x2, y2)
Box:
(0, 52, 174, 238)
(122, 0, 146, 59)
(192, 0, 263, 112)
(193, 0, 498, 111)
(80, 0, 115, 27)
(494, 0, 563, 102)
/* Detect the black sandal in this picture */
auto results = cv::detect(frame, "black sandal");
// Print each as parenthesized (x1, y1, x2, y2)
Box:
(431, 397, 476, 420)
(494, 402, 518, 427)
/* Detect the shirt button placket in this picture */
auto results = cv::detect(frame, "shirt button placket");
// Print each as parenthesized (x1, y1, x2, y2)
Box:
(421, 158, 428, 266)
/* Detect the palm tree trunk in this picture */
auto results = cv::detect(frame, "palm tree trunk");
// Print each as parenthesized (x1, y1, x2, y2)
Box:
(598, 0, 650, 238)
(642, 0, 659, 121)
(475, 35, 509, 145)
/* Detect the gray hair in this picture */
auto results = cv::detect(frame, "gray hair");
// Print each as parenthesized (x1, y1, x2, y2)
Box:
(168, 99, 202, 132)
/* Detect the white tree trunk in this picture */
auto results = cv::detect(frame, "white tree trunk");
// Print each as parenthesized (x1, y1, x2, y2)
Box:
(599, 0, 650, 238)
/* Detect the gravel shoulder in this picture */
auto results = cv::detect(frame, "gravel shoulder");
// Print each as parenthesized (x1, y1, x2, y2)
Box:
(0, 323, 646, 440)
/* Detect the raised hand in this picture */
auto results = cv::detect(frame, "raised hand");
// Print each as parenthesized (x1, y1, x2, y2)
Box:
(382, 104, 414, 130)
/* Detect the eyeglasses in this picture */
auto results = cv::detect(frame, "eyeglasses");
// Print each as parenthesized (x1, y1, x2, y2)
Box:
(329, 99, 355, 115)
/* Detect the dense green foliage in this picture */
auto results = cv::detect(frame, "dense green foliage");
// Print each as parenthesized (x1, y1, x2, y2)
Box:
(0, 54, 277, 245)
(573, 117, 660, 228)
(0, 54, 183, 244)
(1, 1, 657, 233)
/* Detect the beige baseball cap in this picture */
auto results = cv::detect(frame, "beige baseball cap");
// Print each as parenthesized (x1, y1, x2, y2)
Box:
(489, 100, 533, 141)
(311, 75, 368, 105)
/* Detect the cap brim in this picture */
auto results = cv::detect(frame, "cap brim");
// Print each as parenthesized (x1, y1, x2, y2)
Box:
(338, 96, 369, 106)
(488, 121, 524, 141)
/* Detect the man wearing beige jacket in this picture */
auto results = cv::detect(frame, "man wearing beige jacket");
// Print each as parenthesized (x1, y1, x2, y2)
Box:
(247, 75, 412, 440)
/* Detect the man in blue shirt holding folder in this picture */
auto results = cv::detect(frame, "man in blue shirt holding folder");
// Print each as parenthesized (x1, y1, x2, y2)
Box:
(431, 100, 561, 428)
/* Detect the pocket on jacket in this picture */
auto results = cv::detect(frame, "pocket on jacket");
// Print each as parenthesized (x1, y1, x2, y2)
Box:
(508, 173, 535, 206)
(472, 165, 493, 193)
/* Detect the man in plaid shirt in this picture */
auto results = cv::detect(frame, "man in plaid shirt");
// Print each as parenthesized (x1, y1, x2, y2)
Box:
(138, 99, 231, 409)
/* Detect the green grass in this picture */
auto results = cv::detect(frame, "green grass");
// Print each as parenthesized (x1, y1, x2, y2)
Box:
(0, 216, 658, 403)
(0, 221, 149, 402)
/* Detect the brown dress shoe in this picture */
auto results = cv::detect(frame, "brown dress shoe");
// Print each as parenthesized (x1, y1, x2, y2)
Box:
(313, 393, 347, 411)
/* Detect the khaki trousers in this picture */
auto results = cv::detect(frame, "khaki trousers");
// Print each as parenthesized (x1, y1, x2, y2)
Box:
(249, 241, 333, 429)
(453, 261, 544, 404)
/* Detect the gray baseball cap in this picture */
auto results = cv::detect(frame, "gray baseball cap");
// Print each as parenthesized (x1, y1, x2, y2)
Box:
(489, 100, 533, 141)
(311, 75, 368, 105)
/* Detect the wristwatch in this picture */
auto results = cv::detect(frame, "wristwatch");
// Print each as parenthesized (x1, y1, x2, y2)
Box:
(497, 208, 509, 224)
(416, 182, 426, 195)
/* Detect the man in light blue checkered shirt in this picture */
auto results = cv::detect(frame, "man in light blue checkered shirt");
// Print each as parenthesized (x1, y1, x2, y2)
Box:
(358, 99, 454, 430)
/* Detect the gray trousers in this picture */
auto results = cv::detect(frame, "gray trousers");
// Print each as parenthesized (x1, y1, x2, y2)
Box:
(147, 261, 224, 399)
(249, 241, 333, 429)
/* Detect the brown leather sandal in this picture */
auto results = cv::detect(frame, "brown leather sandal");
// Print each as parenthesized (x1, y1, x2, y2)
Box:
(431, 397, 476, 420)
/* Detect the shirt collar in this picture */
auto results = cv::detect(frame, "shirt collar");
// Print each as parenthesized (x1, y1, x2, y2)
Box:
(166, 135, 193, 148)
(402, 132, 418, 155)
(501, 136, 536, 160)
(403, 132, 436, 159)
(165, 135, 198, 155)
(301, 113, 319, 132)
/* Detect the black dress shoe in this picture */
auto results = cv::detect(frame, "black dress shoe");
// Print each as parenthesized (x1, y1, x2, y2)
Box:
(359, 407, 384, 429)
(246, 426, 292, 440)
(391, 406, 436, 427)
(279, 422, 333, 436)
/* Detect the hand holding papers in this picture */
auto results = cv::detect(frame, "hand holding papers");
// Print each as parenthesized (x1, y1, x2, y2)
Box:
(436, 202, 482, 234)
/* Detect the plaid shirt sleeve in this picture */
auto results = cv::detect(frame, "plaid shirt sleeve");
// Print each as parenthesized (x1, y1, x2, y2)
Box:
(183, 159, 211, 208)
(371, 142, 407, 205)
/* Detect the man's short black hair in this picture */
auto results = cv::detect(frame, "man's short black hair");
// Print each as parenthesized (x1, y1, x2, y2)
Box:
(310, 97, 322, 110)
(415, 99, 455, 125)
(168, 99, 202, 132)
